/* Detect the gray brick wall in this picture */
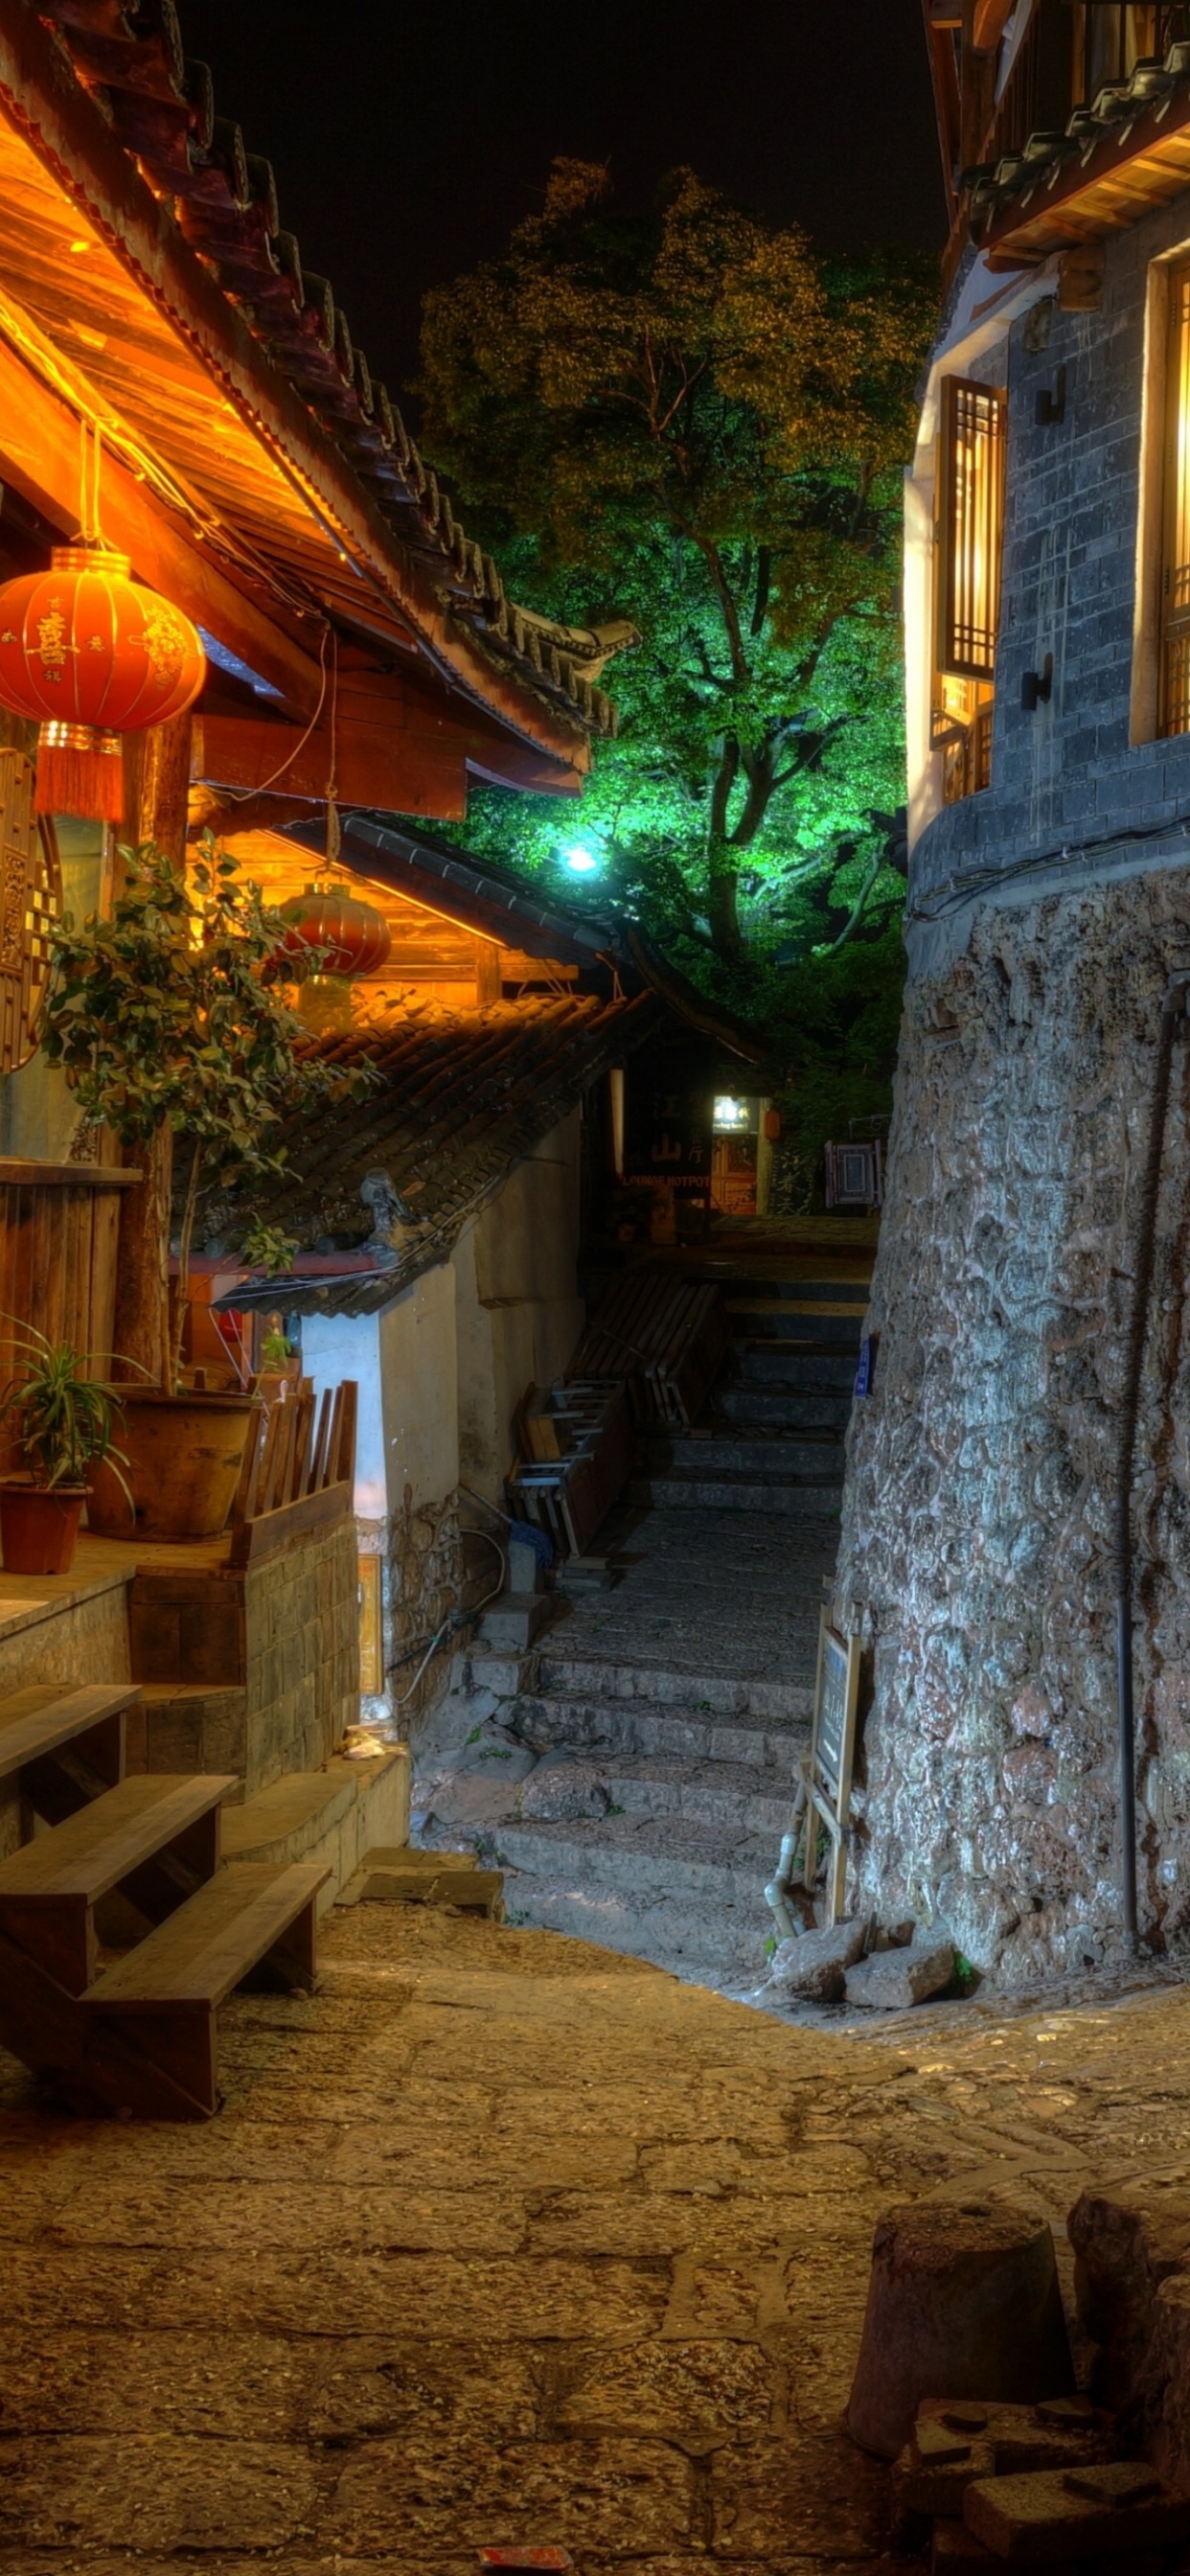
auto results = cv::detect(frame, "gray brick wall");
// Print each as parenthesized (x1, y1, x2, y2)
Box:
(911, 196, 1190, 921)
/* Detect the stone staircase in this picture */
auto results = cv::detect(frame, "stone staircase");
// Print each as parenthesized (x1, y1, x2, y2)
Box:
(415, 1253, 871, 1988)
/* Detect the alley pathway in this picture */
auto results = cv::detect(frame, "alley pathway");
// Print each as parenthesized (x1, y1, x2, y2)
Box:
(1, 1898, 1188, 2569)
(418, 1228, 874, 1988)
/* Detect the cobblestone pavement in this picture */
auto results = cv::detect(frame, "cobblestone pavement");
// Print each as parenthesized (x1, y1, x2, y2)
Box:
(1, 1907, 1189, 2572)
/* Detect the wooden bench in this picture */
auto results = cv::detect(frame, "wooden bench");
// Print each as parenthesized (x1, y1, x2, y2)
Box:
(81, 1859, 330, 2115)
(0, 1682, 141, 1819)
(0, 1772, 235, 1994)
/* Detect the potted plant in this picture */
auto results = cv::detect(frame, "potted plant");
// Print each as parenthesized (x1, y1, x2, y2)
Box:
(0, 1324, 132, 1575)
(42, 835, 370, 1541)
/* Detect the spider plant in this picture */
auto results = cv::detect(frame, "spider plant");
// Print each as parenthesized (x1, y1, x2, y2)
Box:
(0, 1322, 134, 1503)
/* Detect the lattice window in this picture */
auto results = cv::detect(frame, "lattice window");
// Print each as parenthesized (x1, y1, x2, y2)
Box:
(0, 750, 62, 1071)
(936, 376, 1007, 680)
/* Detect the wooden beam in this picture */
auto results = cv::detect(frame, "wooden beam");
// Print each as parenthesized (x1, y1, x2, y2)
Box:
(0, 330, 321, 720)
(195, 711, 469, 822)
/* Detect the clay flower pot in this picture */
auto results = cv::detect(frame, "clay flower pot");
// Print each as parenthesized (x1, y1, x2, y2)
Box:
(0, 1480, 87, 1575)
(86, 1390, 260, 1542)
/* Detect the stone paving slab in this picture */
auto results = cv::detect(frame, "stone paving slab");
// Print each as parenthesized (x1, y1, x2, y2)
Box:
(5, 1904, 1190, 2569)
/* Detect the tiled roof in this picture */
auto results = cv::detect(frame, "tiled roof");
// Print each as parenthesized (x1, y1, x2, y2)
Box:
(968, 39, 1190, 232)
(34, 0, 621, 741)
(207, 990, 659, 1317)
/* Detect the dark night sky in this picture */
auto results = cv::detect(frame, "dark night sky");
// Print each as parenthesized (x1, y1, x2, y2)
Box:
(178, 0, 946, 405)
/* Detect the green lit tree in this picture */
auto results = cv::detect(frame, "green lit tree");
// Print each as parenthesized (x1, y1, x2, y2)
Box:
(417, 161, 934, 1031)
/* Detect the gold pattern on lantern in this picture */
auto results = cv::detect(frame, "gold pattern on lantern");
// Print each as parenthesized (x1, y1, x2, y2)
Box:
(135, 600, 187, 689)
(34, 600, 67, 676)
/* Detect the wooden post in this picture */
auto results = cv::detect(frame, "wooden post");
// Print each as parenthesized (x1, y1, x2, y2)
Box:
(110, 715, 193, 1386)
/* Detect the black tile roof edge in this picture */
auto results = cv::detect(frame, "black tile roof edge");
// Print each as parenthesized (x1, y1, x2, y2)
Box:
(209, 989, 660, 1317)
(284, 811, 623, 966)
(34, 0, 627, 744)
(966, 39, 1190, 228)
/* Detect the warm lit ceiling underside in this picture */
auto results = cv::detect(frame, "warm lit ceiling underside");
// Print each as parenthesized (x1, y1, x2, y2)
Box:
(0, 70, 588, 781)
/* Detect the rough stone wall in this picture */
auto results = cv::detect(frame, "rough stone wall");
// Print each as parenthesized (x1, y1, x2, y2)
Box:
(385, 1486, 469, 1740)
(837, 863, 1190, 1981)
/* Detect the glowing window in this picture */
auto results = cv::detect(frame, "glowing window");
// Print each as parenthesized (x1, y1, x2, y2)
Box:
(1162, 259, 1190, 737)
(933, 374, 1006, 804)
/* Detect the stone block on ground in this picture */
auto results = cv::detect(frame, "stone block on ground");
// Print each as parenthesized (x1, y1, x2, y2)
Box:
(848, 2202, 1075, 2459)
(932, 2521, 995, 2569)
(337, 1849, 505, 1919)
(844, 1935, 955, 2010)
(1067, 2188, 1190, 2421)
(897, 2398, 1106, 2518)
(964, 2461, 1190, 2562)
(765, 1917, 867, 2001)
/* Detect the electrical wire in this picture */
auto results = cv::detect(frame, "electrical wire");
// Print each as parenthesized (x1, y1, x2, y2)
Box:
(907, 813, 1190, 925)
(385, 1526, 506, 1711)
(218, 621, 332, 803)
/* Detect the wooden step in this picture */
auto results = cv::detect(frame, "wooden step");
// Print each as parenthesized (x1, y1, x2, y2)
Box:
(80, 1859, 330, 2114)
(0, 1682, 141, 1820)
(0, 1772, 235, 1994)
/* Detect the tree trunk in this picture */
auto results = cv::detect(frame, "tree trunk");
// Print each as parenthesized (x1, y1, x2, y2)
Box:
(112, 1116, 173, 1385)
(111, 714, 193, 1387)
(708, 852, 743, 960)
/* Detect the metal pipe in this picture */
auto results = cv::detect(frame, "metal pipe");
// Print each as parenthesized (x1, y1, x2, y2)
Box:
(1115, 974, 1190, 1949)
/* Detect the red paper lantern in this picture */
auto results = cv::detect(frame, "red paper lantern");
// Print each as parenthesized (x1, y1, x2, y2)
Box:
(279, 885, 392, 978)
(0, 543, 205, 822)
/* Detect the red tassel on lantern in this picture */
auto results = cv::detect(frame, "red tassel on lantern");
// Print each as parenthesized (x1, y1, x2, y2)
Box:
(0, 543, 206, 822)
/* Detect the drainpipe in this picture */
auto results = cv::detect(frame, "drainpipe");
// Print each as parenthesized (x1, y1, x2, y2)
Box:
(1115, 972, 1190, 1950)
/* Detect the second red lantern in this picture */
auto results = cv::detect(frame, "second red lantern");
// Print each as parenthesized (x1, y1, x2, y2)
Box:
(278, 885, 392, 978)
(0, 542, 206, 822)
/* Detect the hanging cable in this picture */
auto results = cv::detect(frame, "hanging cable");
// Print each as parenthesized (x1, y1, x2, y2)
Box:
(219, 620, 332, 803)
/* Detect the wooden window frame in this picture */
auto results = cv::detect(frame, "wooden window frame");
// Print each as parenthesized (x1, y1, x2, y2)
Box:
(935, 375, 1008, 681)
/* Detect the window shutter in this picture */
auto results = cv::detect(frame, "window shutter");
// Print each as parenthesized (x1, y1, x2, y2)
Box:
(935, 375, 1007, 680)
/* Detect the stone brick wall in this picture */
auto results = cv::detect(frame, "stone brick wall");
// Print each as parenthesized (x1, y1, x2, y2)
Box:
(914, 204, 1190, 916)
(241, 1518, 359, 1792)
(838, 865, 1190, 1979)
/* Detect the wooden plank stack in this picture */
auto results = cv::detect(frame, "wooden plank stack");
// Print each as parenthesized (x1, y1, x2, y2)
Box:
(508, 1381, 634, 1559)
(566, 1268, 729, 1430)
(228, 1379, 357, 1567)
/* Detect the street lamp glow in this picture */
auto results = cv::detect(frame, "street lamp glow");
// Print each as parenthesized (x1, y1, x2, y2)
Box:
(563, 843, 599, 872)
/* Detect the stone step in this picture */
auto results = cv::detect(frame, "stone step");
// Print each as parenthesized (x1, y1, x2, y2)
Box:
(719, 1276, 870, 1305)
(497, 1871, 772, 1982)
(729, 1305, 864, 1344)
(599, 1753, 796, 1836)
(512, 1689, 809, 1770)
(721, 1386, 852, 1428)
(737, 1346, 858, 1386)
(643, 1431, 843, 1475)
(536, 1654, 815, 1723)
(220, 1749, 411, 1909)
(630, 1469, 843, 1514)
(480, 1810, 777, 1906)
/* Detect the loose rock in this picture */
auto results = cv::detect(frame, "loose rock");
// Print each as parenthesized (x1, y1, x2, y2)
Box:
(844, 1937, 955, 2010)
(765, 1919, 868, 2002)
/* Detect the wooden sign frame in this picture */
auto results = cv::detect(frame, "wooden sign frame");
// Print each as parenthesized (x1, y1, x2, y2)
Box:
(805, 1608, 861, 1925)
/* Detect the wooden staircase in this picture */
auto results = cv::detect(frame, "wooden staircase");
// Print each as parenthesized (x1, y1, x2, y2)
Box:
(0, 1681, 327, 2120)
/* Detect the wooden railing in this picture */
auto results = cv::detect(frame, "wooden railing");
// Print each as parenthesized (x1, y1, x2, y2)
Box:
(228, 1377, 357, 1567)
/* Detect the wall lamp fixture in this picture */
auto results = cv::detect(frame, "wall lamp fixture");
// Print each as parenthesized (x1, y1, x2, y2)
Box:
(1021, 655, 1054, 713)
(1035, 364, 1066, 427)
